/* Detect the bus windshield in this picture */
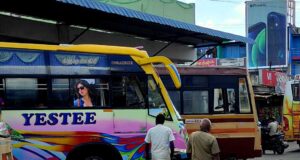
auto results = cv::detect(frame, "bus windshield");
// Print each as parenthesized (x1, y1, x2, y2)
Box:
(148, 76, 170, 118)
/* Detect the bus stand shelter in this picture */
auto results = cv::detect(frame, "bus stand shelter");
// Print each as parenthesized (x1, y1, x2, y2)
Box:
(0, 0, 252, 63)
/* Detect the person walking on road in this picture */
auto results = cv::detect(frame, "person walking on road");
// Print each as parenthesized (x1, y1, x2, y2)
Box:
(145, 114, 175, 160)
(187, 118, 220, 160)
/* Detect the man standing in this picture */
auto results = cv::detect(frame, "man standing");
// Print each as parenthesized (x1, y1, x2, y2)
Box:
(145, 114, 175, 160)
(187, 118, 220, 160)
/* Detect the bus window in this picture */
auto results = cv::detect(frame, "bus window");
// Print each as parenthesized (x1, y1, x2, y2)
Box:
(183, 90, 208, 114)
(168, 91, 181, 113)
(292, 83, 300, 101)
(6, 78, 39, 108)
(148, 76, 170, 119)
(37, 78, 48, 108)
(111, 75, 146, 108)
(95, 79, 109, 107)
(71, 78, 110, 107)
(0, 78, 4, 107)
(214, 88, 224, 113)
(50, 79, 70, 107)
(227, 88, 236, 113)
(239, 78, 251, 113)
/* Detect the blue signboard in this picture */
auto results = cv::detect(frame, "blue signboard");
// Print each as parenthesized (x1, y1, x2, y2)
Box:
(0, 48, 143, 75)
(0, 49, 47, 74)
(49, 51, 110, 75)
(109, 55, 143, 72)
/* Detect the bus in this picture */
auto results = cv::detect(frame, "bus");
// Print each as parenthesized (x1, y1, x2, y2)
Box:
(282, 77, 300, 147)
(157, 65, 262, 159)
(0, 42, 187, 160)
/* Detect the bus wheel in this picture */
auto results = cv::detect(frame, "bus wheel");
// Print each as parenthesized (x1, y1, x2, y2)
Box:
(226, 156, 237, 160)
(84, 155, 104, 160)
(275, 145, 284, 155)
(67, 143, 122, 160)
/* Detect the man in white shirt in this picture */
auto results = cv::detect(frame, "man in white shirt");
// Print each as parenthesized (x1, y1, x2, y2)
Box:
(268, 117, 279, 136)
(145, 114, 175, 160)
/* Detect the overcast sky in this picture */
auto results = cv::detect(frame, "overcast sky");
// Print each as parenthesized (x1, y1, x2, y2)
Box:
(179, 0, 300, 36)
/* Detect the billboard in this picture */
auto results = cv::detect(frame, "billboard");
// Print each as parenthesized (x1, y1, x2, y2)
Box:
(259, 69, 288, 93)
(246, 0, 287, 69)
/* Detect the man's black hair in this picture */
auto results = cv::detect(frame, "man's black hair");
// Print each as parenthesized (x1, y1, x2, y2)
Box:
(156, 114, 165, 125)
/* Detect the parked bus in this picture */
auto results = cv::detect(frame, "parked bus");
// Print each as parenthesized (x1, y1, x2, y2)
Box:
(282, 77, 300, 147)
(0, 42, 187, 160)
(157, 65, 262, 159)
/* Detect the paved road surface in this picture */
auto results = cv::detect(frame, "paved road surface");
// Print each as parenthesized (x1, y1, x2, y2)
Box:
(249, 142, 300, 160)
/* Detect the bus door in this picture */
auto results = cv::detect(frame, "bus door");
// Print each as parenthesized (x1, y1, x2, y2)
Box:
(291, 83, 300, 137)
(111, 75, 147, 133)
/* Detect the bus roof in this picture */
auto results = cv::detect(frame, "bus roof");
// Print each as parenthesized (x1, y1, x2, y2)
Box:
(156, 65, 247, 76)
(0, 42, 148, 58)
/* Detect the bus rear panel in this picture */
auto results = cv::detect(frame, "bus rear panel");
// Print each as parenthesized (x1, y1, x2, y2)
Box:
(157, 66, 262, 159)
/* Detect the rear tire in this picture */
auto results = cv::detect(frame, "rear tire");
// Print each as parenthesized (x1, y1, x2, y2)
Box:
(79, 150, 107, 160)
(66, 143, 122, 160)
(275, 145, 284, 155)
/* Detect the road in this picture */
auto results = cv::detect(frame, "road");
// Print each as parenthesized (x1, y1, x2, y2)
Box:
(249, 142, 300, 160)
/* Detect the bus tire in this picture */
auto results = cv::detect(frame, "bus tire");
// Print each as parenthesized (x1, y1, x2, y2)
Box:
(275, 145, 284, 155)
(66, 143, 122, 160)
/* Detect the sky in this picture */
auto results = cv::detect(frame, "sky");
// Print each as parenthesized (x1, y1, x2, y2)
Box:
(179, 0, 300, 36)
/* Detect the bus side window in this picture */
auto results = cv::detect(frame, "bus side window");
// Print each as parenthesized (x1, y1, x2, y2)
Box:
(71, 78, 104, 108)
(111, 75, 146, 109)
(227, 88, 236, 113)
(50, 79, 70, 107)
(111, 76, 127, 107)
(95, 79, 109, 107)
(239, 78, 251, 113)
(214, 88, 224, 113)
(292, 84, 300, 101)
(36, 78, 48, 108)
(5, 78, 46, 108)
(168, 91, 181, 113)
(0, 78, 5, 107)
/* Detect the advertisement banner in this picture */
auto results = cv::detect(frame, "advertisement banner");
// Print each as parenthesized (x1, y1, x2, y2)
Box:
(260, 69, 277, 86)
(196, 58, 216, 66)
(217, 58, 246, 67)
(275, 71, 289, 94)
(246, 0, 287, 69)
(259, 69, 288, 93)
(196, 58, 246, 67)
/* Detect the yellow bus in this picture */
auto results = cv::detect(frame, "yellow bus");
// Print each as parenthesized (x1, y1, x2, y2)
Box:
(282, 77, 300, 147)
(0, 42, 187, 160)
(157, 65, 262, 159)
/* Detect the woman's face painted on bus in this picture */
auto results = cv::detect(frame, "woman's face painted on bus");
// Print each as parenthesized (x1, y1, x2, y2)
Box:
(77, 83, 88, 97)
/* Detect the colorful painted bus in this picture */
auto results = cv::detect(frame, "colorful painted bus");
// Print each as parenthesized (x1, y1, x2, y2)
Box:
(282, 78, 300, 147)
(157, 65, 262, 159)
(0, 42, 187, 160)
